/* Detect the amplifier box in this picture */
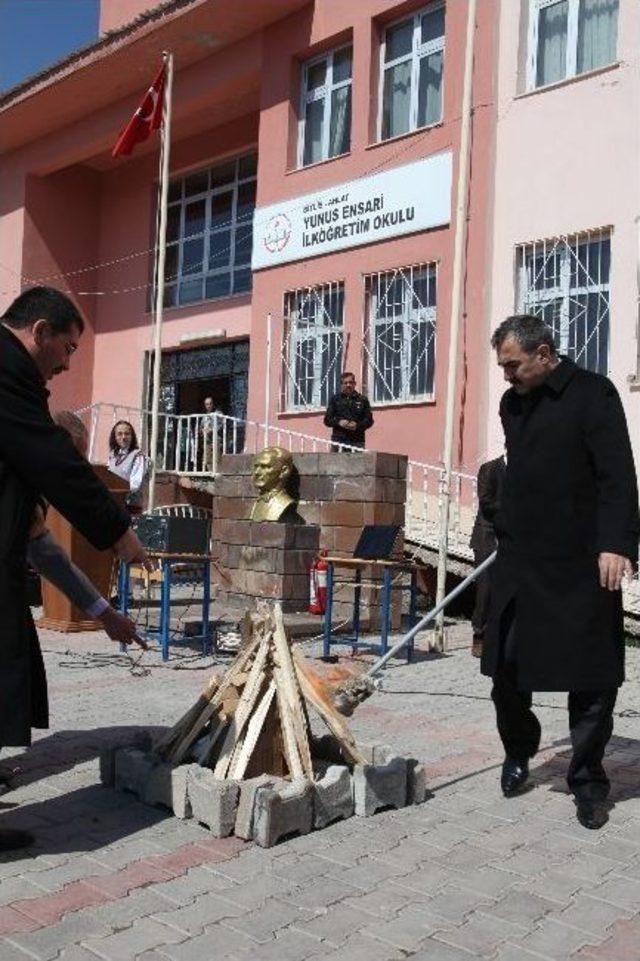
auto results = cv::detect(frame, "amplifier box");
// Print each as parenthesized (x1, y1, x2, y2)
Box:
(132, 514, 209, 555)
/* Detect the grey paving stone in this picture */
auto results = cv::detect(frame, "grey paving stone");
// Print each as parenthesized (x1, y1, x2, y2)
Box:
(313, 765, 354, 829)
(409, 938, 486, 961)
(365, 905, 453, 951)
(226, 928, 322, 961)
(5, 912, 111, 961)
(589, 874, 640, 910)
(424, 884, 496, 923)
(280, 876, 361, 911)
(82, 918, 187, 960)
(152, 924, 257, 961)
(353, 759, 407, 817)
(518, 917, 602, 958)
(482, 889, 557, 927)
(525, 868, 585, 904)
(152, 891, 245, 936)
(222, 898, 313, 944)
(254, 779, 313, 848)
(150, 865, 239, 906)
(293, 903, 374, 948)
(319, 933, 404, 961)
(434, 912, 523, 956)
(554, 891, 633, 936)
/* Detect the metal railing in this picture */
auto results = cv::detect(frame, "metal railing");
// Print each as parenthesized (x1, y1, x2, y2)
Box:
(76, 402, 639, 610)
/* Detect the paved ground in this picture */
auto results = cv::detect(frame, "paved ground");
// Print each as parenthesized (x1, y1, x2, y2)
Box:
(0, 618, 639, 961)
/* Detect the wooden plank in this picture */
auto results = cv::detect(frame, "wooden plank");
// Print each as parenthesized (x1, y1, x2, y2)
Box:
(228, 681, 277, 780)
(168, 633, 261, 764)
(214, 635, 270, 778)
(294, 653, 367, 766)
(155, 674, 220, 758)
(272, 605, 313, 779)
(273, 660, 304, 779)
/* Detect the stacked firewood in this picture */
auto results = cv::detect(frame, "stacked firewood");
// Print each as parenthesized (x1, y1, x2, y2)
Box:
(154, 603, 366, 777)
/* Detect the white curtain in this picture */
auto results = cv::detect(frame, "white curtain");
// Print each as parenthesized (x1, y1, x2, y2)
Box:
(382, 61, 412, 139)
(536, 1, 568, 87)
(577, 0, 618, 73)
(329, 86, 351, 158)
(418, 50, 443, 127)
(303, 98, 324, 166)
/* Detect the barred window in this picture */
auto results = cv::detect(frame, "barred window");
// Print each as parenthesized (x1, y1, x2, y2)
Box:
(528, 0, 619, 90)
(282, 282, 345, 411)
(516, 229, 611, 375)
(379, 3, 445, 142)
(364, 264, 437, 404)
(299, 46, 352, 167)
(163, 153, 257, 308)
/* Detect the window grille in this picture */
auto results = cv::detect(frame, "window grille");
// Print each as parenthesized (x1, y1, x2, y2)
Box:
(282, 282, 345, 411)
(379, 2, 445, 142)
(527, 0, 618, 90)
(364, 263, 437, 404)
(299, 46, 352, 167)
(516, 229, 611, 375)
(163, 152, 257, 308)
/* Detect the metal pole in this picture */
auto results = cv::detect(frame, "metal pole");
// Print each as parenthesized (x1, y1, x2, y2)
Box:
(434, 0, 477, 650)
(264, 312, 272, 447)
(147, 51, 174, 511)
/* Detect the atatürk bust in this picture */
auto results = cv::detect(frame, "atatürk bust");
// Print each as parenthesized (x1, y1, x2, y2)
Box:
(250, 446, 299, 523)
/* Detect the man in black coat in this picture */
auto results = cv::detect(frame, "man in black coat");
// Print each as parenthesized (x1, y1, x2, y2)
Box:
(0, 286, 150, 850)
(482, 315, 639, 830)
(469, 453, 505, 657)
(324, 372, 373, 450)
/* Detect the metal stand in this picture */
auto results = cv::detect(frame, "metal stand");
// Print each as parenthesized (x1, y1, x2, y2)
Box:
(118, 552, 213, 661)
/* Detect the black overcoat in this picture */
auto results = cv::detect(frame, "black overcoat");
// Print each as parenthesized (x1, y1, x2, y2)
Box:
(481, 358, 639, 692)
(470, 456, 505, 558)
(0, 325, 130, 746)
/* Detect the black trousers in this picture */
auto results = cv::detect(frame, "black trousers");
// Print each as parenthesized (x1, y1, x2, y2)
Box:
(491, 604, 617, 801)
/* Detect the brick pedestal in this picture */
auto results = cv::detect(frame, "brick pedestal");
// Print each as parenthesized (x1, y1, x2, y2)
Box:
(216, 522, 320, 612)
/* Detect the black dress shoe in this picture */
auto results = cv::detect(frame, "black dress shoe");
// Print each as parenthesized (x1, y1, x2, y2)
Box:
(501, 757, 529, 797)
(575, 799, 608, 830)
(0, 828, 35, 851)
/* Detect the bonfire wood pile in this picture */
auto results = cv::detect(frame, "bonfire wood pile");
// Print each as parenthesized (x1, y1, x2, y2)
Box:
(155, 604, 366, 777)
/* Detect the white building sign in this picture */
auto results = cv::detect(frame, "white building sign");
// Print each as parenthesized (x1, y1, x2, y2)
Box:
(252, 151, 452, 270)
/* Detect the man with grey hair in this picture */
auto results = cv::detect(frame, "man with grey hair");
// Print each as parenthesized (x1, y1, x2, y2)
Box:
(483, 314, 639, 829)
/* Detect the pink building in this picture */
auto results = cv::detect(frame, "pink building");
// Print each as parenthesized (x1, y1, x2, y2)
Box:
(0, 0, 498, 478)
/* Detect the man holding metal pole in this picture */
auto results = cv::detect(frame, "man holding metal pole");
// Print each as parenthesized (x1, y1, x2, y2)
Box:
(482, 315, 639, 830)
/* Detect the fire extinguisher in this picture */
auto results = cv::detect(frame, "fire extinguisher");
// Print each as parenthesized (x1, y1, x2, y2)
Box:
(309, 552, 328, 614)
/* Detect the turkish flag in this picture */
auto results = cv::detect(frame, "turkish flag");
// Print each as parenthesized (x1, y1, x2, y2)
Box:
(112, 64, 166, 158)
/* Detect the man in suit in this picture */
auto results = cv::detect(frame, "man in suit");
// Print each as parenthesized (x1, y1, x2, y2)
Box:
(0, 286, 150, 850)
(482, 314, 639, 830)
(469, 453, 505, 657)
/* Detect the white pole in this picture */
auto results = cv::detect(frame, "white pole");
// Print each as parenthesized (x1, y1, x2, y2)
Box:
(147, 51, 174, 512)
(434, 0, 477, 651)
(264, 312, 272, 447)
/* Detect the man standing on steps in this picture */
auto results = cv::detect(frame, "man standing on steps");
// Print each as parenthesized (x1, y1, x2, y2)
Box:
(0, 286, 150, 852)
(482, 314, 639, 830)
(324, 372, 373, 451)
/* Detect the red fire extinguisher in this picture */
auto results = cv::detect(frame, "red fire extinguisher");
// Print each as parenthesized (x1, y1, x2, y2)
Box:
(309, 552, 328, 614)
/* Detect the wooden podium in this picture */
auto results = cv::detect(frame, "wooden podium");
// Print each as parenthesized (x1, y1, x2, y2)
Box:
(37, 464, 129, 632)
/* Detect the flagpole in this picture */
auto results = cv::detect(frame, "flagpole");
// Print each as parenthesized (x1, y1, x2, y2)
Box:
(147, 51, 173, 511)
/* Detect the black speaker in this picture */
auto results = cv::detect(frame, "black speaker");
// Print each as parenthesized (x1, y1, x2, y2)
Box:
(353, 525, 402, 560)
(132, 514, 209, 555)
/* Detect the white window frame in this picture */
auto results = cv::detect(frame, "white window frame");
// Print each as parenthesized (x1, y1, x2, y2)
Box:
(297, 45, 353, 168)
(282, 281, 346, 412)
(526, 0, 618, 91)
(163, 153, 257, 309)
(363, 263, 438, 405)
(516, 228, 611, 375)
(377, 1, 445, 143)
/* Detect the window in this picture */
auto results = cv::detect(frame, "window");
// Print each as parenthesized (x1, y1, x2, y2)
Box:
(364, 264, 437, 403)
(516, 229, 611, 375)
(163, 152, 257, 308)
(528, 0, 618, 90)
(379, 3, 445, 142)
(282, 282, 345, 410)
(299, 46, 352, 167)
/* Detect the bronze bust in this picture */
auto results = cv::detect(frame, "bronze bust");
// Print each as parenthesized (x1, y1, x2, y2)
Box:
(250, 446, 298, 522)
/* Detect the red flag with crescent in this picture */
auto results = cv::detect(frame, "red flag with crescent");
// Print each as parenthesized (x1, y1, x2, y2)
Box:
(112, 63, 166, 158)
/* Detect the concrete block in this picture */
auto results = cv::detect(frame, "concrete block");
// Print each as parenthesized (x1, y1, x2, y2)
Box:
(140, 760, 195, 819)
(314, 765, 354, 829)
(235, 775, 284, 840)
(353, 758, 408, 816)
(359, 744, 393, 766)
(187, 769, 240, 836)
(253, 778, 313, 848)
(114, 748, 155, 797)
(407, 758, 428, 805)
(170, 763, 196, 819)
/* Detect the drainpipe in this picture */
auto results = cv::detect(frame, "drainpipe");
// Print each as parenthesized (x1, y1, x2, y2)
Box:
(434, 0, 477, 650)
